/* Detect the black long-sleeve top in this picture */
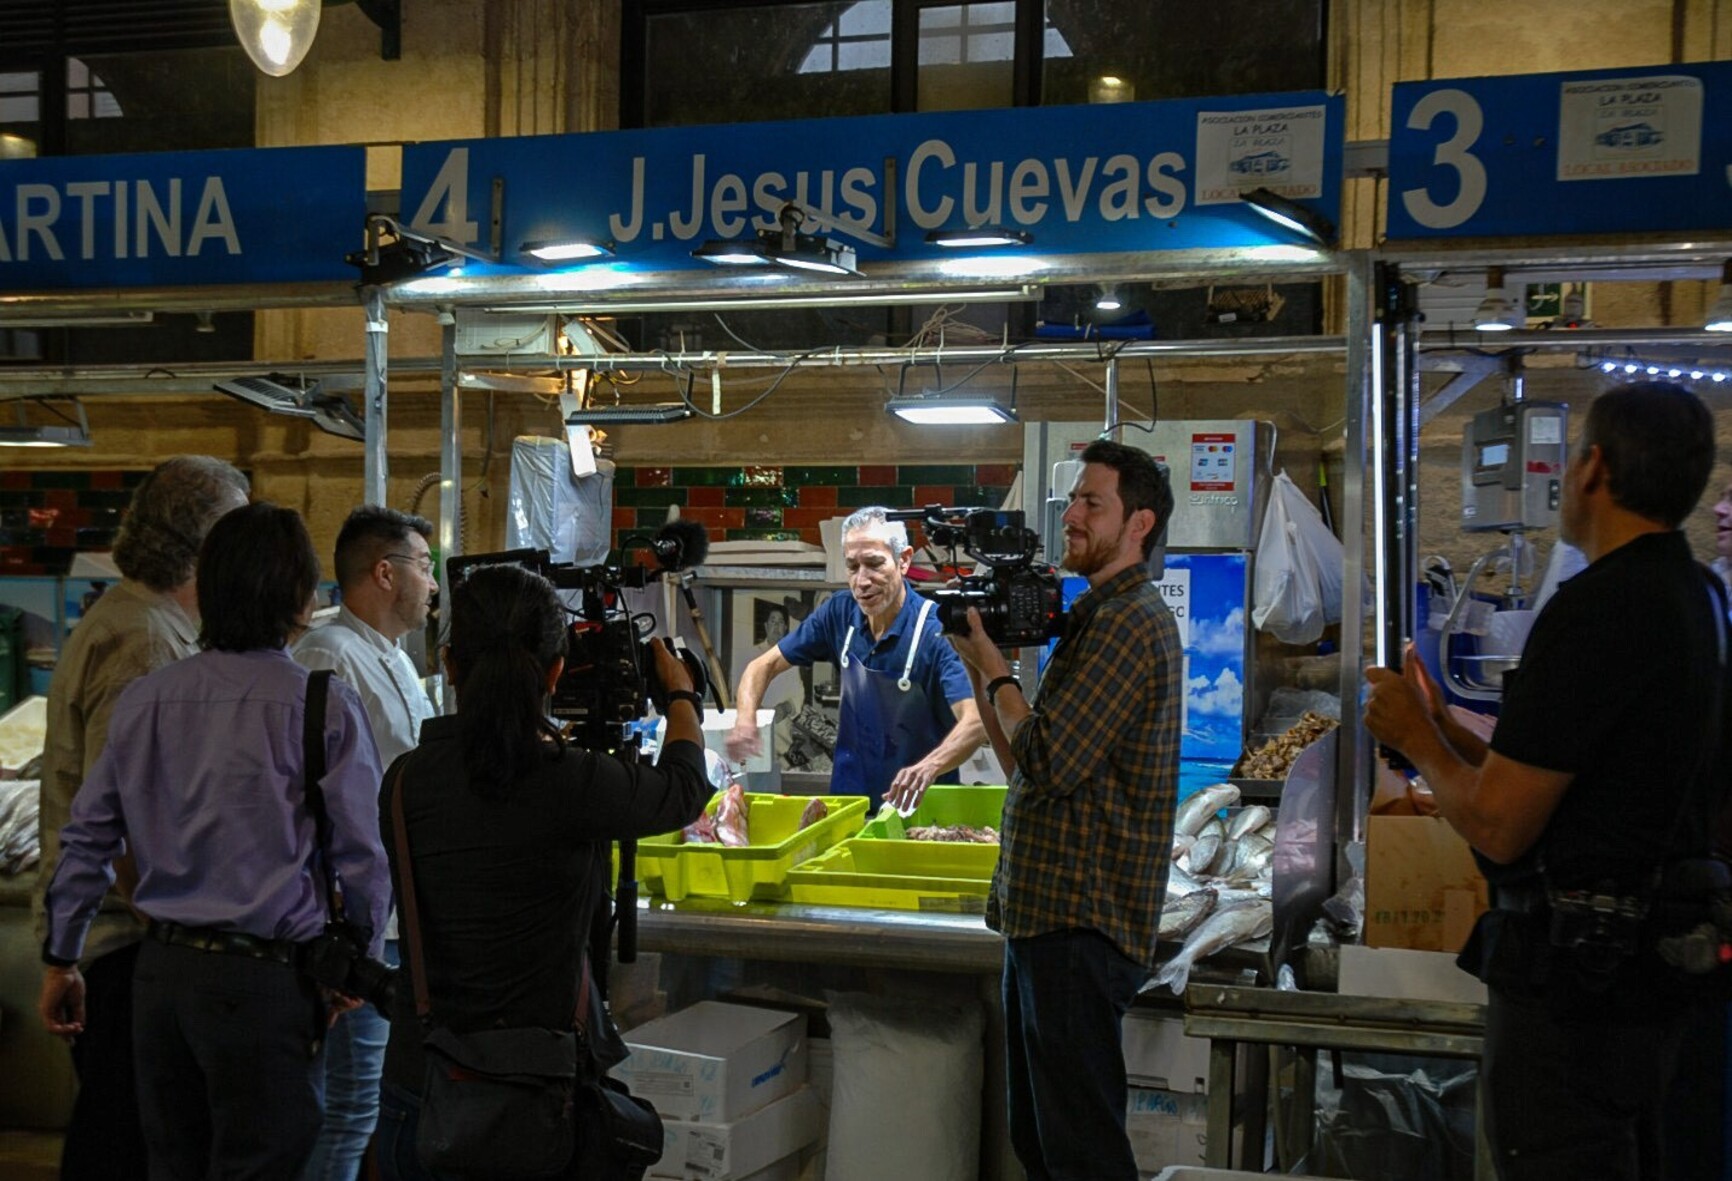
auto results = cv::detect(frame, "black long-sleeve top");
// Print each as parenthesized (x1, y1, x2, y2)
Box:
(380, 714, 710, 1093)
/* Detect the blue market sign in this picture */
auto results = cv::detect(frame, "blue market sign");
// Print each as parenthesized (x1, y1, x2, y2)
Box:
(1388, 62, 1732, 239)
(400, 92, 1343, 272)
(0, 145, 366, 288)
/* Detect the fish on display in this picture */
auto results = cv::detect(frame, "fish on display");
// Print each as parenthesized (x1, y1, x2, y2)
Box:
(1150, 900, 1274, 995)
(1165, 862, 1208, 898)
(1227, 805, 1272, 841)
(1180, 832, 1222, 876)
(713, 783, 751, 847)
(1174, 784, 1241, 838)
(1159, 887, 1218, 942)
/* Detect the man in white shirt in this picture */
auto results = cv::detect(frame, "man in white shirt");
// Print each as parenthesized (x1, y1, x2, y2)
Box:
(293, 505, 438, 1180)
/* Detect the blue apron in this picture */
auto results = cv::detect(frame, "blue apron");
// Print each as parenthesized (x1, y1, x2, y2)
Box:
(830, 599, 949, 808)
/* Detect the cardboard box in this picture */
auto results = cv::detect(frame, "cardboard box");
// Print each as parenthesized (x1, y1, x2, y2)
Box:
(618, 1002, 808, 1122)
(1122, 1014, 1211, 1095)
(1337, 944, 1488, 1006)
(648, 1086, 822, 1179)
(1364, 815, 1488, 952)
(1126, 1087, 1208, 1174)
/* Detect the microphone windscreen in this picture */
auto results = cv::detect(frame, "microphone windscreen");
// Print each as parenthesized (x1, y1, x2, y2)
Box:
(654, 518, 710, 570)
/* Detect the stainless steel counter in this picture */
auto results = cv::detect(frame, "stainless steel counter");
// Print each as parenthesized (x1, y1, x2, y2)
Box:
(633, 897, 1006, 974)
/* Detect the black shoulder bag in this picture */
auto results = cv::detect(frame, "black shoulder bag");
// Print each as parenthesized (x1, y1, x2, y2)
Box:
(387, 758, 663, 1180)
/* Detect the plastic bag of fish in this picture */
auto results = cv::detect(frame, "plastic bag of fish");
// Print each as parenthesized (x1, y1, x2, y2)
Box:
(1151, 783, 1276, 994)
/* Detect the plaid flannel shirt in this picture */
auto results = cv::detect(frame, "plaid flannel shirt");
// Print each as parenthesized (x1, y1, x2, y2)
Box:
(987, 566, 1183, 967)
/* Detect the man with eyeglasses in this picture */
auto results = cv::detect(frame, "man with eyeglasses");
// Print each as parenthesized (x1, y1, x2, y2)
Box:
(292, 505, 438, 1181)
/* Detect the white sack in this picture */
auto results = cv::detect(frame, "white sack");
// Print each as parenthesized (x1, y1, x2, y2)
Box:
(824, 992, 983, 1181)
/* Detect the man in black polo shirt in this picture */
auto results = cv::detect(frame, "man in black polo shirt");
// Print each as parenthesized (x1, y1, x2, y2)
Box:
(1365, 381, 1727, 1181)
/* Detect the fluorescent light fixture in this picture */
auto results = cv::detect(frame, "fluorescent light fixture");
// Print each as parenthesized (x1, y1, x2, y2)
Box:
(693, 230, 859, 275)
(1095, 285, 1122, 312)
(886, 397, 1018, 425)
(926, 226, 1034, 248)
(1472, 268, 1524, 332)
(1239, 188, 1337, 248)
(774, 236, 858, 275)
(521, 238, 615, 263)
(0, 310, 155, 328)
(464, 286, 1042, 315)
(1706, 262, 1732, 332)
(564, 403, 692, 425)
(0, 426, 90, 447)
(693, 238, 771, 267)
(229, 0, 320, 77)
(214, 374, 366, 441)
(0, 399, 91, 448)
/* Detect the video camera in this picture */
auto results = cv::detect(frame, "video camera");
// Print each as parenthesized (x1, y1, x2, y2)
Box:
(889, 505, 1063, 648)
(447, 520, 710, 752)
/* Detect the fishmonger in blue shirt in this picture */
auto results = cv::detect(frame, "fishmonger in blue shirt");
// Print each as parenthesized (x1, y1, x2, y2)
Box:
(727, 506, 983, 810)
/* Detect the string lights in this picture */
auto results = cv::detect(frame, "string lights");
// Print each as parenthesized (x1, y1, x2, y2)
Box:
(1593, 354, 1732, 384)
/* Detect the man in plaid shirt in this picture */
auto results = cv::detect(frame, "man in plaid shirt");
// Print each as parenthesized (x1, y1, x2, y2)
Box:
(950, 438, 1182, 1181)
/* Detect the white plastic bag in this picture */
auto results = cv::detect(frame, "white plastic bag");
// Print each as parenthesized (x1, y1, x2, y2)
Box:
(1252, 470, 1345, 644)
(824, 991, 982, 1181)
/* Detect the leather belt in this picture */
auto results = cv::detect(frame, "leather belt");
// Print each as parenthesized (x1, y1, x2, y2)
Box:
(146, 920, 300, 967)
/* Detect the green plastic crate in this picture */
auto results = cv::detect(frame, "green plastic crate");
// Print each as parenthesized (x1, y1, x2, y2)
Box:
(784, 838, 999, 912)
(856, 784, 1008, 841)
(638, 793, 868, 902)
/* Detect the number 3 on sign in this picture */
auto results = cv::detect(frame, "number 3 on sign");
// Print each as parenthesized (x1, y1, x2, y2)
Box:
(1400, 89, 1488, 230)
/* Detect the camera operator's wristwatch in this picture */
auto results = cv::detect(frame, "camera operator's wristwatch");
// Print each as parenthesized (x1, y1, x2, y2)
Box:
(665, 689, 704, 716)
(986, 675, 1021, 708)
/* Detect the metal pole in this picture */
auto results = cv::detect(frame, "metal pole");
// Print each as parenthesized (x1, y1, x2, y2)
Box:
(362, 286, 389, 506)
(1337, 252, 1375, 857)
(1103, 357, 1120, 435)
(438, 314, 462, 568)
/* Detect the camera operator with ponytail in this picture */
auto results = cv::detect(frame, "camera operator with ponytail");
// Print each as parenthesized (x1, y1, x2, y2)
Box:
(374, 564, 710, 1181)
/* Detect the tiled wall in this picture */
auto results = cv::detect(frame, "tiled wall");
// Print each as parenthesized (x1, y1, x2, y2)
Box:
(0, 469, 147, 575)
(611, 462, 1019, 551)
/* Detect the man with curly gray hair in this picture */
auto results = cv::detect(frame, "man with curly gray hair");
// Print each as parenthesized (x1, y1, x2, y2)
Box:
(33, 455, 248, 1181)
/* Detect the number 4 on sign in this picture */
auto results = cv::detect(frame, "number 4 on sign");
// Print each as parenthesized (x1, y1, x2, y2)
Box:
(407, 147, 480, 247)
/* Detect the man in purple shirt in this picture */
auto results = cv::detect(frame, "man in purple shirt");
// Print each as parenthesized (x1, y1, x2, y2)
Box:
(40, 503, 390, 1179)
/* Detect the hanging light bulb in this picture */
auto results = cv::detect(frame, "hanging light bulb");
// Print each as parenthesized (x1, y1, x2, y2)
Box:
(230, 0, 321, 78)
(1473, 267, 1523, 332)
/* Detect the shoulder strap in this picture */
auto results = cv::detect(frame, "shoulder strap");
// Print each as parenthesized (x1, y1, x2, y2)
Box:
(385, 757, 435, 1023)
(302, 669, 341, 922)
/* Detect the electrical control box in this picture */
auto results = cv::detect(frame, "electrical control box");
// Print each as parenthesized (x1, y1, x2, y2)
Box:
(1460, 402, 1569, 533)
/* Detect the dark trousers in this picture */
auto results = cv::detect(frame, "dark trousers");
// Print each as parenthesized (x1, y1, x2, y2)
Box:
(132, 939, 326, 1181)
(1483, 985, 1698, 1180)
(62, 940, 149, 1181)
(1003, 928, 1145, 1181)
(375, 1083, 441, 1181)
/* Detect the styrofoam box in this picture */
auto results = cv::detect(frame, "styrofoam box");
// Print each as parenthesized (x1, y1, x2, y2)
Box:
(647, 1086, 822, 1180)
(1337, 944, 1488, 1006)
(1123, 1013, 1211, 1094)
(1128, 1087, 1207, 1174)
(618, 1002, 808, 1122)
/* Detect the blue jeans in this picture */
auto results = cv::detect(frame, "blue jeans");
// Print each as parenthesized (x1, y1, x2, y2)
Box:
(302, 939, 398, 1181)
(1003, 928, 1145, 1181)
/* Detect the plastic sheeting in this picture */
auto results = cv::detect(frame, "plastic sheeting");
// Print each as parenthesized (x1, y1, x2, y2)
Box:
(1309, 1053, 1477, 1181)
(824, 991, 983, 1181)
(505, 436, 615, 565)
